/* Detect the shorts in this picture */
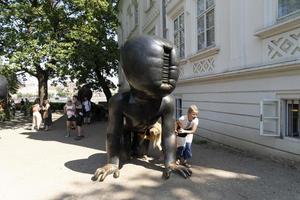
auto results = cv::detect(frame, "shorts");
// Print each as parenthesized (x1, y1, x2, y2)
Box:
(84, 111, 91, 118)
(67, 116, 76, 121)
(76, 115, 83, 126)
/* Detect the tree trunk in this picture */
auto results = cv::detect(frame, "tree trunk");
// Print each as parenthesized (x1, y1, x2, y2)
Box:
(37, 70, 48, 102)
(94, 69, 112, 102)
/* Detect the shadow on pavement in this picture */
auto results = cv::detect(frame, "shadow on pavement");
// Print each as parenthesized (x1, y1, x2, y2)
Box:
(20, 114, 107, 151)
(65, 153, 107, 174)
(0, 111, 31, 130)
(55, 143, 300, 200)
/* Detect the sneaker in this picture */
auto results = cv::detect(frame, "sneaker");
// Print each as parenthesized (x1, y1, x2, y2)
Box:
(65, 133, 70, 138)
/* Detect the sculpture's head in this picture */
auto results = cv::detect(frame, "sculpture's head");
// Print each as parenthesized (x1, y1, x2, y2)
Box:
(121, 36, 179, 98)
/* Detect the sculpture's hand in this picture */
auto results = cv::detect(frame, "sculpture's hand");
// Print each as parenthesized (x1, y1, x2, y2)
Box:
(162, 163, 192, 179)
(91, 164, 120, 182)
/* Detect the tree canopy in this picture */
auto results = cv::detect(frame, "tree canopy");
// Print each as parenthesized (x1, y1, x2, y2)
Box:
(63, 0, 119, 100)
(0, 0, 119, 101)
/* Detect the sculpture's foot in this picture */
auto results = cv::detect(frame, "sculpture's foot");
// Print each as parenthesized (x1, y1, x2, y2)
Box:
(162, 163, 192, 179)
(91, 164, 120, 182)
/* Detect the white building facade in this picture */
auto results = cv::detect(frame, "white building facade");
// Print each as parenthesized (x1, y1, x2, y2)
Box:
(117, 0, 300, 163)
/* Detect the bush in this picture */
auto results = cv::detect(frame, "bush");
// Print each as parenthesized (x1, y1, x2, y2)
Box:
(0, 110, 5, 121)
(50, 102, 65, 112)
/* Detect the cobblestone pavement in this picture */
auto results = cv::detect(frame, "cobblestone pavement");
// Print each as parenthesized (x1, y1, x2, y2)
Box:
(0, 112, 300, 200)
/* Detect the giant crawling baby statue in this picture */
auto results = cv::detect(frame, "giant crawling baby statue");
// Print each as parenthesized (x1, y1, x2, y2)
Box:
(92, 36, 192, 182)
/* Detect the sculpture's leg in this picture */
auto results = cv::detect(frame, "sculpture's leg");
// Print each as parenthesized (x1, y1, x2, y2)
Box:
(120, 130, 132, 165)
(131, 132, 150, 158)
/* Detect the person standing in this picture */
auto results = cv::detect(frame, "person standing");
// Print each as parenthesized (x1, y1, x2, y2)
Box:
(176, 105, 199, 168)
(73, 96, 84, 140)
(42, 99, 52, 131)
(82, 97, 92, 124)
(64, 98, 76, 137)
(31, 99, 42, 131)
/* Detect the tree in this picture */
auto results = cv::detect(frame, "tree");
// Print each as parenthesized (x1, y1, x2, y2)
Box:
(64, 0, 119, 101)
(0, 0, 74, 101)
(1, 0, 119, 102)
(0, 64, 20, 95)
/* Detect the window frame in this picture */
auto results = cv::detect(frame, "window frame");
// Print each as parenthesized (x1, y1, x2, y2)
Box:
(259, 99, 281, 137)
(285, 99, 300, 139)
(196, 0, 215, 51)
(277, 0, 300, 20)
(174, 12, 185, 58)
(175, 97, 183, 120)
(133, 1, 139, 27)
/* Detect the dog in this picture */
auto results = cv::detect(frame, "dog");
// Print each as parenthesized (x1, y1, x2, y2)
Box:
(138, 122, 162, 151)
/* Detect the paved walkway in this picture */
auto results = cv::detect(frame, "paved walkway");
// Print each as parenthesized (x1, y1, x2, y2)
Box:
(0, 112, 300, 200)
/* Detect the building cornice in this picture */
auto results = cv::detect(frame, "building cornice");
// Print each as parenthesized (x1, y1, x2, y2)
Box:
(178, 59, 300, 84)
(254, 16, 300, 39)
(188, 46, 220, 63)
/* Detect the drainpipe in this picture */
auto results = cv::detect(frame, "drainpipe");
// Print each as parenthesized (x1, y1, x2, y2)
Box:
(162, 0, 167, 39)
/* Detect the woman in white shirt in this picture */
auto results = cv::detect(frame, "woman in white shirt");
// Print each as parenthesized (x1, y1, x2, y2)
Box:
(64, 98, 76, 137)
(31, 99, 42, 131)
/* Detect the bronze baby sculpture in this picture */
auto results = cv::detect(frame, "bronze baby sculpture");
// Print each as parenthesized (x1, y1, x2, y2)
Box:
(92, 36, 192, 182)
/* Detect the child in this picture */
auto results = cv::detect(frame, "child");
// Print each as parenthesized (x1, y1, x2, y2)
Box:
(176, 105, 199, 168)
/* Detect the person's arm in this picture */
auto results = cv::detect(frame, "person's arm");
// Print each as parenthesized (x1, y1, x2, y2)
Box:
(179, 118, 199, 134)
(46, 103, 50, 110)
(64, 105, 67, 114)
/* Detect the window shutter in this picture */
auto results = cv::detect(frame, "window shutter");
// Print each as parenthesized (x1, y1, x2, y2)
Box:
(259, 99, 280, 136)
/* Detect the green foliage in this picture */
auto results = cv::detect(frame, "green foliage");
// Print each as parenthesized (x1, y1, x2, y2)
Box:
(0, 64, 20, 94)
(0, 0, 119, 101)
(62, 0, 120, 100)
(50, 102, 65, 111)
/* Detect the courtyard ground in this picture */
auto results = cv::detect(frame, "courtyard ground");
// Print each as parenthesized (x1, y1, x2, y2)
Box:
(0, 112, 300, 200)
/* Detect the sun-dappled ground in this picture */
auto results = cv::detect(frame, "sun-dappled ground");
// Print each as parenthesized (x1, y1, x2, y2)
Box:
(0, 112, 300, 200)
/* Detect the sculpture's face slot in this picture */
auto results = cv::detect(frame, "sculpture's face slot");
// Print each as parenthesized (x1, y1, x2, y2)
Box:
(121, 36, 179, 98)
(161, 46, 172, 91)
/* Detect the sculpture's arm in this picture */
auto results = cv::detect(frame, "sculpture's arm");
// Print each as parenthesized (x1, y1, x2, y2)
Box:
(161, 96, 192, 179)
(106, 95, 124, 166)
(92, 94, 124, 182)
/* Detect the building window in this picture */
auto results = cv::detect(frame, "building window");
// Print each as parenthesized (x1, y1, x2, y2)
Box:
(286, 99, 300, 139)
(174, 13, 185, 58)
(175, 98, 182, 119)
(197, 0, 215, 51)
(278, 0, 300, 18)
(134, 3, 139, 26)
